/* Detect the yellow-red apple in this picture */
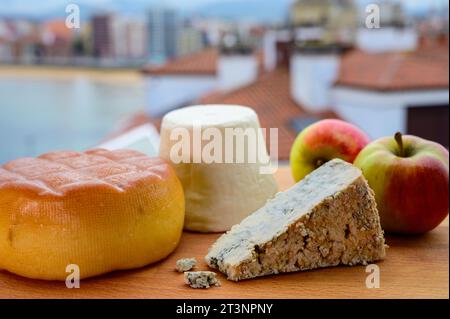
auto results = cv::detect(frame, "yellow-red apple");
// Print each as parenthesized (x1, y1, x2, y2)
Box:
(354, 132, 449, 234)
(290, 119, 370, 181)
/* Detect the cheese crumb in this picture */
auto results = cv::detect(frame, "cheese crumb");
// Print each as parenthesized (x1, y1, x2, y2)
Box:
(184, 271, 221, 289)
(175, 258, 197, 272)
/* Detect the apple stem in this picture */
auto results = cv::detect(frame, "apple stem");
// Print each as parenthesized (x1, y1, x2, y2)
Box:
(395, 132, 405, 157)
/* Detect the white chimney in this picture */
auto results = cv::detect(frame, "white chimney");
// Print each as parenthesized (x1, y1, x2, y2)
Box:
(218, 53, 258, 92)
(290, 50, 340, 111)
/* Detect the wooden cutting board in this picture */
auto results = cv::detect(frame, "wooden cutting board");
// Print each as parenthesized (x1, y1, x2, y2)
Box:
(0, 167, 448, 299)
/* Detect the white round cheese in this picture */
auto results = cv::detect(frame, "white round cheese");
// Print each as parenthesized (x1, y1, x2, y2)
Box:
(159, 105, 278, 232)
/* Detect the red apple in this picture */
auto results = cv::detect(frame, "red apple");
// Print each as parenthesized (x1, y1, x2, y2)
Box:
(354, 132, 449, 234)
(290, 119, 370, 181)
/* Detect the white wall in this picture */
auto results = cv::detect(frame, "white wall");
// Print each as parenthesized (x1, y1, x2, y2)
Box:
(291, 53, 340, 111)
(145, 75, 217, 116)
(332, 87, 449, 139)
(263, 30, 277, 72)
(356, 27, 418, 53)
(218, 55, 258, 92)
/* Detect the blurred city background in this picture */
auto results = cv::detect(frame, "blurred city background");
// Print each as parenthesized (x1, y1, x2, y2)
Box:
(0, 0, 448, 164)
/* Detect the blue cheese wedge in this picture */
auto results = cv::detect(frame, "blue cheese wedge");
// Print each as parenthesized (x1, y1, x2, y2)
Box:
(184, 271, 221, 288)
(205, 159, 386, 281)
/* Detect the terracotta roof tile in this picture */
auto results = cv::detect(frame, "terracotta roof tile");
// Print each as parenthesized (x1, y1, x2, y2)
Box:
(199, 68, 338, 160)
(335, 46, 449, 91)
(142, 48, 218, 76)
(142, 47, 266, 76)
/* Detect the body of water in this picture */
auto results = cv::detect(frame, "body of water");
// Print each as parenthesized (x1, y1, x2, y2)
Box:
(0, 74, 146, 164)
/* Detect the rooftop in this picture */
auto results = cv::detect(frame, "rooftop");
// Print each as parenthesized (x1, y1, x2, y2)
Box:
(141, 48, 218, 76)
(335, 44, 449, 91)
(141, 47, 266, 76)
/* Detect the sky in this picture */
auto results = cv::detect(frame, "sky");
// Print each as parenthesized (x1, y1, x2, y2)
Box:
(0, 0, 448, 19)
(1, 0, 208, 14)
